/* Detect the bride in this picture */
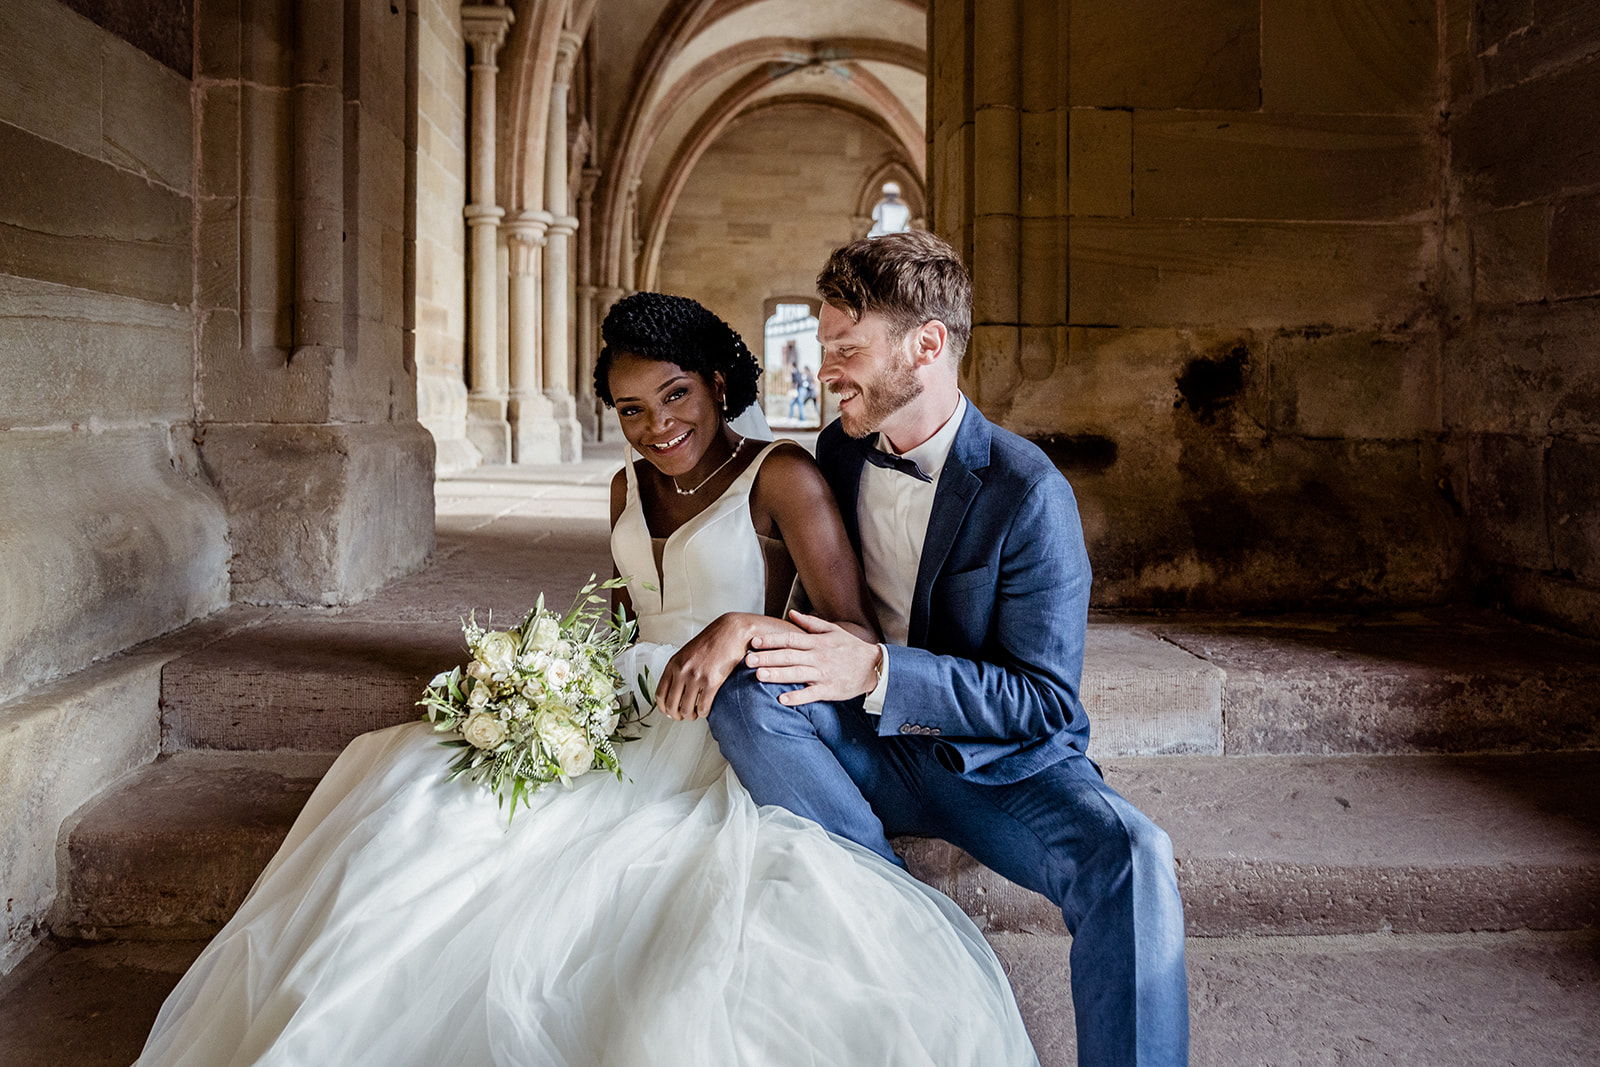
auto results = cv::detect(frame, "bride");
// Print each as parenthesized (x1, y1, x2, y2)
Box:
(136, 292, 1039, 1067)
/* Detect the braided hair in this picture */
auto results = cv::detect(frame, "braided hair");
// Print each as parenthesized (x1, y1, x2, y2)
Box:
(595, 292, 762, 415)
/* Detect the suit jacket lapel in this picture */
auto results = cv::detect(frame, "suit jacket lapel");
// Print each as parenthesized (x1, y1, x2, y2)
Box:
(907, 406, 990, 648)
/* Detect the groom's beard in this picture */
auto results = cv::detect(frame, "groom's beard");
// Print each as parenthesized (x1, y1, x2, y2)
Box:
(838, 355, 923, 439)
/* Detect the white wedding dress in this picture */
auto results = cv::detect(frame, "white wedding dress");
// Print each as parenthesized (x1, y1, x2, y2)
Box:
(137, 440, 1039, 1067)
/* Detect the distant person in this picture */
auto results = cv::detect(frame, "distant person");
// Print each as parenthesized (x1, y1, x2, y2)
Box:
(867, 181, 911, 237)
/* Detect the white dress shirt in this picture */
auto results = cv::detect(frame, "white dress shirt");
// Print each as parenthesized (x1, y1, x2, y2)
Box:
(859, 394, 968, 714)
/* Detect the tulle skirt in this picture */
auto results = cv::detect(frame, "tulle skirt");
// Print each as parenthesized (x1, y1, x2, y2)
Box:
(136, 644, 1038, 1066)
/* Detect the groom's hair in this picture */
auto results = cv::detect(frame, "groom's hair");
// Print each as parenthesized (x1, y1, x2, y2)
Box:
(595, 292, 761, 413)
(816, 231, 972, 364)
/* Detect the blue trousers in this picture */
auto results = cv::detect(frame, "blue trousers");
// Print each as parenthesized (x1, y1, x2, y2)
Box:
(710, 666, 1190, 1067)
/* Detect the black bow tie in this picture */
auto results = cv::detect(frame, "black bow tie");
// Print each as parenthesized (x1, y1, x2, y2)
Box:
(863, 439, 932, 482)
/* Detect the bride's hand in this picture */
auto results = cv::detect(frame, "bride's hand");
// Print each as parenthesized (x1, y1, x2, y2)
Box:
(656, 614, 756, 721)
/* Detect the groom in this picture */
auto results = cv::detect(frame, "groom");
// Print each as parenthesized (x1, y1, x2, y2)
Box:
(709, 231, 1189, 1066)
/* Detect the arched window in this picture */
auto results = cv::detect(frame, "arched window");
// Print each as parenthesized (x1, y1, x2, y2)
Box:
(867, 181, 911, 237)
(763, 302, 822, 428)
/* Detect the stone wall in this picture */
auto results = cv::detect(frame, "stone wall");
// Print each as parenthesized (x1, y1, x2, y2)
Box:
(0, 0, 229, 705)
(1444, 1, 1600, 638)
(0, 0, 226, 973)
(932, 0, 1461, 610)
(656, 104, 908, 374)
(415, 0, 474, 474)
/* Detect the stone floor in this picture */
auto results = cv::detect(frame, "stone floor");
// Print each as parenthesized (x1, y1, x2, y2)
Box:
(3, 441, 1599, 1065)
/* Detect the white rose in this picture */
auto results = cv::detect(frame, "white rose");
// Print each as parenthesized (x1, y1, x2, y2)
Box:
(466, 661, 492, 682)
(527, 615, 561, 652)
(462, 711, 508, 749)
(534, 709, 570, 744)
(586, 671, 615, 701)
(544, 658, 573, 689)
(519, 676, 545, 700)
(467, 681, 491, 707)
(552, 639, 574, 659)
(475, 631, 518, 674)
(548, 723, 595, 778)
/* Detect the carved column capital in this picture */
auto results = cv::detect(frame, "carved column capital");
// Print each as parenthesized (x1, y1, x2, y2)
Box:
(553, 29, 583, 86)
(579, 166, 602, 203)
(461, 4, 515, 67)
(504, 212, 551, 276)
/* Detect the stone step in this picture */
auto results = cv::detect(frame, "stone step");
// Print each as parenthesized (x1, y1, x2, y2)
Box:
(55, 749, 1600, 942)
(6, 930, 1599, 1067)
(154, 603, 1600, 759)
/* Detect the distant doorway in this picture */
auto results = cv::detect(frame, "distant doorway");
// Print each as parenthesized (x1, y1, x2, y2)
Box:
(763, 301, 822, 430)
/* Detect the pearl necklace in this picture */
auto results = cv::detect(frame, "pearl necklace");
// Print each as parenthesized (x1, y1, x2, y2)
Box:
(672, 435, 746, 496)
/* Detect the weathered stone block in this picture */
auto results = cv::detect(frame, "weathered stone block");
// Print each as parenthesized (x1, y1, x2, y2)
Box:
(0, 427, 230, 706)
(1444, 300, 1600, 436)
(1261, 0, 1437, 114)
(1478, 0, 1600, 92)
(965, 324, 1021, 409)
(1471, 203, 1549, 305)
(973, 107, 1021, 217)
(0, 124, 190, 304)
(1070, 0, 1260, 109)
(1069, 108, 1131, 218)
(0, 0, 103, 159)
(1017, 217, 1065, 326)
(197, 421, 436, 605)
(0, 659, 161, 974)
(197, 0, 243, 79)
(199, 84, 241, 199)
(1069, 219, 1432, 329)
(101, 39, 193, 191)
(1264, 329, 1439, 439)
(1018, 108, 1066, 219)
(1549, 193, 1600, 299)
(0, 276, 193, 428)
(1467, 433, 1551, 570)
(1451, 51, 1600, 209)
(972, 213, 1021, 322)
(1132, 112, 1434, 221)
(1548, 437, 1600, 582)
(972, 0, 1021, 108)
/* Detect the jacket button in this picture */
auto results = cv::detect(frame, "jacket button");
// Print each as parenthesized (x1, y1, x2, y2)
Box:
(899, 724, 912, 734)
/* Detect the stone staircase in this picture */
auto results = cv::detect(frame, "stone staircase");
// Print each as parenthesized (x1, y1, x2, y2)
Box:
(3, 454, 1600, 1066)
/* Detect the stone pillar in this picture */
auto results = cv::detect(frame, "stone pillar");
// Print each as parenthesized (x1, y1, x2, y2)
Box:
(575, 167, 602, 439)
(928, 0, 1068, 419)
(506, 212, 568, 462)
(461, 4, 514, 463)
(593, 284, 627, 438)
(619, 177, 641, 293)
(540, 30, 584, 461)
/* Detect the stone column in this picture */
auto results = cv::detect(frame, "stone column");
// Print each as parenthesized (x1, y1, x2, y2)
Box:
(506, 212, 568, 462)
(928, 0, 1068, 419)
(619, 177, 641, 293)
(540, 30, 584, 462)
(461, 4, 515, 463)
(594, 285, 627, 438)
(575, 166, 602, 439)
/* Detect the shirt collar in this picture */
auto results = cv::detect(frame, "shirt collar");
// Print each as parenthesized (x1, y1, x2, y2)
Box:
(875, 393, 967, 480)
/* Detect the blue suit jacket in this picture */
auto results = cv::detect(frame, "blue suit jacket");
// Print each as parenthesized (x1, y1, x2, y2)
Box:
(815, 404, 1093, 786)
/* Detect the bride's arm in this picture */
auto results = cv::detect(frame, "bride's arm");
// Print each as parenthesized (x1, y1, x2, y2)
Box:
(608, 469, 634, 619)
(652, 445, 878, 721)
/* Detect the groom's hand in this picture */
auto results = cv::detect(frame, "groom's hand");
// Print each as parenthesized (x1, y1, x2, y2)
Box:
(745, 610, 882, 705)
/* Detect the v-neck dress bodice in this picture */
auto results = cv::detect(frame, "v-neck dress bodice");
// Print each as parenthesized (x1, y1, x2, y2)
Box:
(611, 441, 779, 646)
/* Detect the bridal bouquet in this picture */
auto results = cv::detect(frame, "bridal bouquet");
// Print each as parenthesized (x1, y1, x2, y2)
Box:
(417, 575, 647, 818)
